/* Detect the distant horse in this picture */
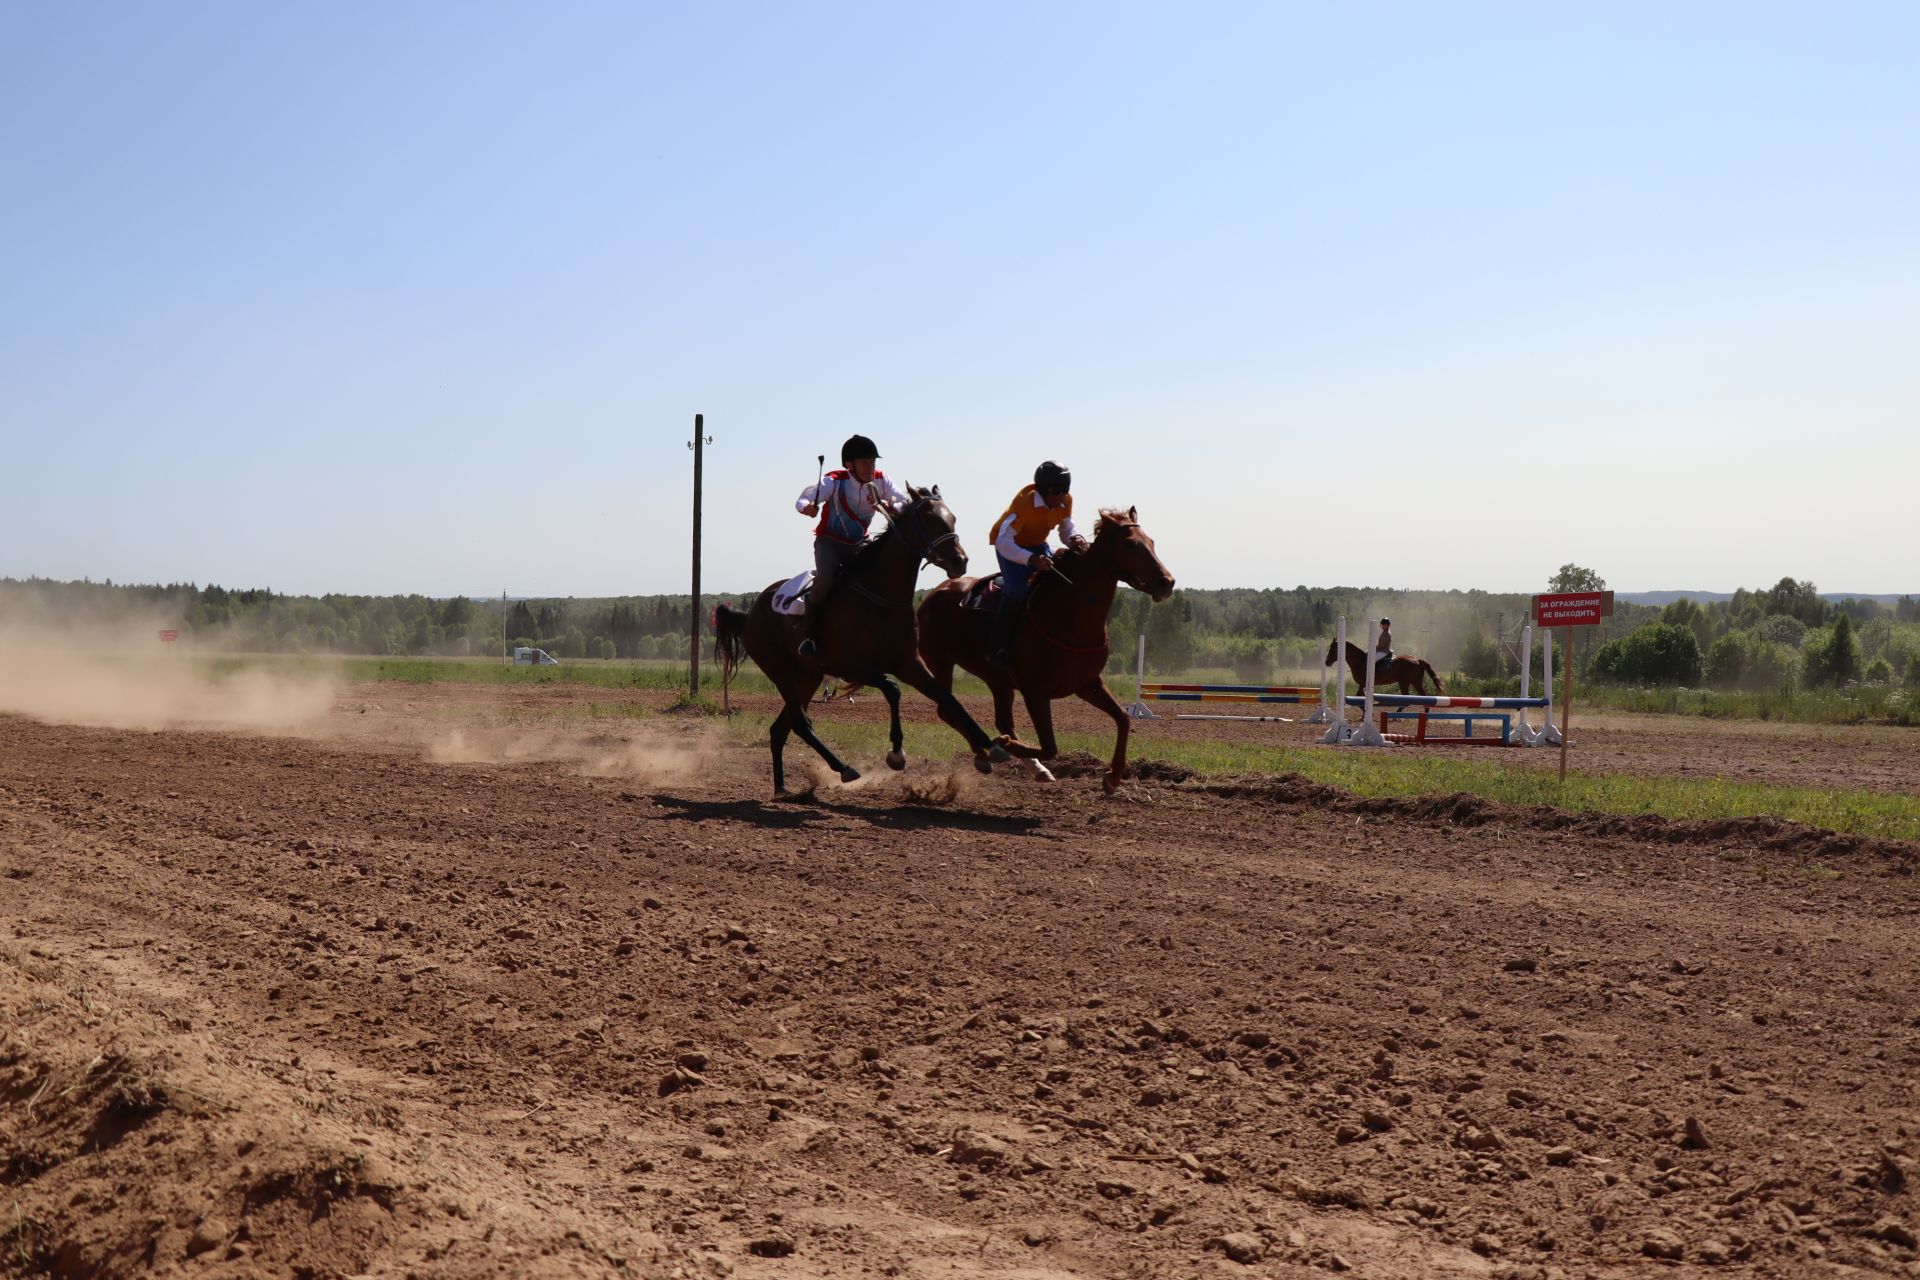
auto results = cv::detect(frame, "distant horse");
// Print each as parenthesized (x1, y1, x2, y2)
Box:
(820, 679, 863, 704)
(917, 508, 1175, 793)
(712, 486, 1009, 795)
(1326, 640, 1445, 695)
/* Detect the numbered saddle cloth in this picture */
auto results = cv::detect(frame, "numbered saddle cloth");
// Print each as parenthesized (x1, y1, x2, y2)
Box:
(772, 570, 814, 616)
(959, 575, 1004, 612)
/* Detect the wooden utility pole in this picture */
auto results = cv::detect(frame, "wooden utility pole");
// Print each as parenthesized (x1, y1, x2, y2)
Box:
(689, 415, 711, 695)
(1559, 626, 1574, 781)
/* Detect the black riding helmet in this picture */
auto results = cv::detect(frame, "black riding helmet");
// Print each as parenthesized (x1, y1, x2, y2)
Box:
(841, 434, 880, 466)
(1034, 460, 1071, 493)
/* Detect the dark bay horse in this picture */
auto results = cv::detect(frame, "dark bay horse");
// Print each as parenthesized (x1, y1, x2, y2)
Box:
(1327, 640, 1445, 695)
(713, 485, 1009, 795)
(917, 508, 1174, 793)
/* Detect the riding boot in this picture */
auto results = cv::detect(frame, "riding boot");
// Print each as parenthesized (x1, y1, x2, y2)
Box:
(986, 601, 1024, 667)
(799, 583, 832, 659)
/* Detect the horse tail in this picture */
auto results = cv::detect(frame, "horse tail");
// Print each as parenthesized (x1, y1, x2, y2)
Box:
(711, 604, 748, 683)
(1420, 659, 1444, 695)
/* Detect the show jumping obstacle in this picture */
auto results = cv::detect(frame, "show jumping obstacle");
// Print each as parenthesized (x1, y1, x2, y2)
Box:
(1125, 635, 1336, 725)
(1324, 618, 1564, 748)
(1128, 618, 1568, 749)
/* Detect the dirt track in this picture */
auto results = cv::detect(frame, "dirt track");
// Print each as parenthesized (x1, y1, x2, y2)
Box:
(4, 692, 1920, 1279)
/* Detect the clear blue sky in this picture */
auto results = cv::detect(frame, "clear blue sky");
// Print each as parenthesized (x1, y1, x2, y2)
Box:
(4, 2, 1916, 598)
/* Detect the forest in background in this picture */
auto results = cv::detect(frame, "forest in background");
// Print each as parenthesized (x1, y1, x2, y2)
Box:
(6, 566, 1917, 701)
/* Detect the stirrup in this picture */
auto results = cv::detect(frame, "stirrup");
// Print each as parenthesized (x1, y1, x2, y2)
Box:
(798, 637, 818, 658)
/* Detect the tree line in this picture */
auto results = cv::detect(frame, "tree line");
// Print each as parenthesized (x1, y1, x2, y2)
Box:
(4, 569, 1915, 694)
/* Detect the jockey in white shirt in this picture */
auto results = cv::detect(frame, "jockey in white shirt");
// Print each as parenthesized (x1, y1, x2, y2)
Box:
(794, 434, 910, 658)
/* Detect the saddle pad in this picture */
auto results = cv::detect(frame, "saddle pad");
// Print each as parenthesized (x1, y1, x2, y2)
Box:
(772, 569, 813, 616)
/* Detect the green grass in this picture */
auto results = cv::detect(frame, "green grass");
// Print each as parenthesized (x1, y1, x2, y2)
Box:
(718, 715, 1920, 844)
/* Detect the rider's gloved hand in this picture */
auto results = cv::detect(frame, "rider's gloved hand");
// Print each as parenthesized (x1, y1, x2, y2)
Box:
(1031, 553, 1053, 573)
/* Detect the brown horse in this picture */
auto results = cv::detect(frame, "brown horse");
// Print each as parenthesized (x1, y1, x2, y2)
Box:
(712, 486, 1009, 796)
(917, 508, 1175, 793)
(1327, 640, 1445, 695)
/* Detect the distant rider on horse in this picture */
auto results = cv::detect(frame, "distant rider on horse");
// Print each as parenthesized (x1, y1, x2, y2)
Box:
(986, 461, 1088, 666)
(795, 434, 908, 658)
(1375, 617, 1394, 675)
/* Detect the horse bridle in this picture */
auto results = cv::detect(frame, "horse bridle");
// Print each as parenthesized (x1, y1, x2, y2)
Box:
(877, 496, 960, 568)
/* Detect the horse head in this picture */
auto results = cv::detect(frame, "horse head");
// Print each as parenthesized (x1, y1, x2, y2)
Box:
(899, 483, 969, 580)
(1097, 507, 1175, 602)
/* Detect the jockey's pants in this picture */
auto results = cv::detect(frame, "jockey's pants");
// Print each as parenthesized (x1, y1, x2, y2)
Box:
(995, 544, 1052, 601)
(813, 537, 861, 602)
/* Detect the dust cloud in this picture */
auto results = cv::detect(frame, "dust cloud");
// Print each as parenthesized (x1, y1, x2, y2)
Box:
(426, 725, 724, 785)
(0, 619, 338, 733)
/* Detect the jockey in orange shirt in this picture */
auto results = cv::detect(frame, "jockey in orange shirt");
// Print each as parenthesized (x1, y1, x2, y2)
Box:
(985, 461, 1088, 666)
(794, 434, 909, 658)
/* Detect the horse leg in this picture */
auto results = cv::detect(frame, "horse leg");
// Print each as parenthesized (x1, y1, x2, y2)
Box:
(785, 701, 861, 786)
(985, 670, 1047, 759)
(892, 656, 1011, 772)
(1014, 687, 1061, 782)
(874, 677, 907, 770)
(1075, 678, 1132, 794)
(768, 705, 792, 796)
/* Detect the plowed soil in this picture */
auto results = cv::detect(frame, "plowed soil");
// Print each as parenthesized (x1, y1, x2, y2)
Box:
(4, 686, 1918, 1279)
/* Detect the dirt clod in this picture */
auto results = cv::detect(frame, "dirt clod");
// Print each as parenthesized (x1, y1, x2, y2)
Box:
(1642, 1228, 1685, 1260)
(1209, 1231, 1265, 1263)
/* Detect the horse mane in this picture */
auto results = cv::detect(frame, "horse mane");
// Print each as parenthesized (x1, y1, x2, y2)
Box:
(1050, 506, 1138, 575)
(842, 519, 896, 574)
(840, 486, 939, 575)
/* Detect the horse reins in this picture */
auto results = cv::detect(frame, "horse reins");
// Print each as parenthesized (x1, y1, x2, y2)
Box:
(838, 495, 958, 611)
(871, 495, 959, 569)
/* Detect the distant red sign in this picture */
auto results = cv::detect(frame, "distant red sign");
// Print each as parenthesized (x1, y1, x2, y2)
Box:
(158, 629, 179, 643)
(1531, 591, 1615, 627)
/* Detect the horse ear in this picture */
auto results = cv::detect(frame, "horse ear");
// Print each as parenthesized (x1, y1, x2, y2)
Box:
(929, 484, 941, 499)
(1128, 505, 1138, 521)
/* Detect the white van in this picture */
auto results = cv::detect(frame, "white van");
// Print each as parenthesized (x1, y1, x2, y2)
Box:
(511, 647, 559, 666)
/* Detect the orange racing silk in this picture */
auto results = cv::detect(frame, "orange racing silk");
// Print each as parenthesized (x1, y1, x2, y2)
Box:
(989, 485, 1074, 560)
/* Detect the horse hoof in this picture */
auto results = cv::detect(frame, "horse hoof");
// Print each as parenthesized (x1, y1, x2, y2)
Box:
(885, 750, 906, 771)
(839, 766, 861, 784)
(973, 753, 994, 775)
(1103, 772, 1121, 795)
(1025, 758, 1055, 782)
(987, 743, 1011, 764)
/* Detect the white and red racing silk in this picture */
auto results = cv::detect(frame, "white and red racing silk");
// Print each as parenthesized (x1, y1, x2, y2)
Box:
(797, 469, 910, 544)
